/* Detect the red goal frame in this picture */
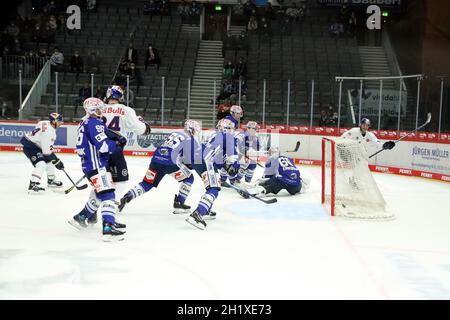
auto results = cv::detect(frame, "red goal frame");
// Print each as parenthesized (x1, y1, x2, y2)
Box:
(322, 138, 335, 216)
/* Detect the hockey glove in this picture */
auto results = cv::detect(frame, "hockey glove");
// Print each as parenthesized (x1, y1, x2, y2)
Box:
(382, 141, 396, 150)
(52, 159, 64, 170)
(105, 129, 127, 148)
(225, 162, 239, 177)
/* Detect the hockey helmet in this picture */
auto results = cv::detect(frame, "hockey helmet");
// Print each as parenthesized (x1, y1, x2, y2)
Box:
(216, 118, 235, 133)
(106, 85, 124, 101)
(360, 118, 371, 127)
(184, 119, 201, 138)
(230, 105, 243, 118)
(49, 112, 63, 124)
(83, 97, 105, 117)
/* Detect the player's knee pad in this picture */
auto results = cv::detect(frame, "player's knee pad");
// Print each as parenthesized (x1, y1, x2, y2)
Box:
(96, 190, 115, 202)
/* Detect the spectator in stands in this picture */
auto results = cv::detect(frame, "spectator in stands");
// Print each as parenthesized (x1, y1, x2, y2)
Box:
(0, 97, 8, 118)
(119, 61, 132, 78)
(265, 3, 275, 20)
(319, 109, 328, 127)
(49, 47, 64, 72)
(144, 43, 161, 71)
(329, 20, 344, 38)
(189, 1, 202, 25)
(129, 63, 143, 94)
(223, 60, 235, 79)
(281, 17, 292, 35)
(285, 4, 300, 22)
(144, 0, 159, 16)
(70, 50, 83, 76)
(328, 112, 338, 127)
(40, 25, 54, 43)
(178, 1, 189, 22)
(347, 11, 357, 37)
(124, 43, 138, 65)
(31, 24, 42, 43)
(260, 17, 270, 38)
(222, 31, 235, 56)
(234, 57, 247, 79)
(37, 47, 48, 59)
(86, 50, 100, 73)
(339, 5, 351, 24)
(10, 38, 22, 55)
(217, 98, 232, 120)
(44, 0, 57, 14)
(236, 31, 248, 54)
(5, 22, 20, 39)
(76, 83, 92, 106)
(47, 15, 58, 31)
(86, 0, 97, 12)
(94, 85, 104, 99)
(217, 80, 234, 101)
(233, 0, 244, 16)
(247, 15, 258, 33)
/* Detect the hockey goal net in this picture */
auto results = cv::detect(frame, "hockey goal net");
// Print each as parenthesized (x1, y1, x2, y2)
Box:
(321, 137, 394, 220)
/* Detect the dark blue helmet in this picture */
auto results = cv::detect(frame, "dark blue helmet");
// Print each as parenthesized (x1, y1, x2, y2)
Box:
(49, 112, 63, 123)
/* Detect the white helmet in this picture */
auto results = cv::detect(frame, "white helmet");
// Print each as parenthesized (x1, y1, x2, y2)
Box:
(83, 97, 105, 117)
(184, 119, 201, 138)
(245, 121, 259, 131)
(230, 105, 243, 118)
(216, 118, 235, 133)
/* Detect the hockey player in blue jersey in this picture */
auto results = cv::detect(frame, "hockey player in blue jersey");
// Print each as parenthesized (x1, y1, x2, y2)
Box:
(223, 104, 243, 129)
(232, 120, 261, 184)
(248, 147, 302, 197)
(185, 118, 240, 230)
(69, 97, 125, 241)
(117, 120, 202, 214)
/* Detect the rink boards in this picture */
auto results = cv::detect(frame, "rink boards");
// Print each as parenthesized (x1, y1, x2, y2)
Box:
(0, 120, 449, 183)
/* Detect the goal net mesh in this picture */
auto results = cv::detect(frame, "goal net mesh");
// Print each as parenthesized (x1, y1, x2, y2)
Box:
(322, 138, 394, 220)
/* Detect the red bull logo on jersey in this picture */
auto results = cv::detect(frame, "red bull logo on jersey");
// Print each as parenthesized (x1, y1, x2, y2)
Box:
(103, 107, 125, 115)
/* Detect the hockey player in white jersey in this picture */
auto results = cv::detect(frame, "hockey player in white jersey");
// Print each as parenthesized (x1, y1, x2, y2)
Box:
(101, 85, 151, 193)
(341, 118, 396, 155)
(20, 113, 65, 193)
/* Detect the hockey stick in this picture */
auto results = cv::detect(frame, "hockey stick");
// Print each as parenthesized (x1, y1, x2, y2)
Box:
(62, 170, 88, 191)
(369, 112, 432, 159)
(227, 182, 277, 204)
(63, 174, 87, 194)
(245, 141, 301, 168)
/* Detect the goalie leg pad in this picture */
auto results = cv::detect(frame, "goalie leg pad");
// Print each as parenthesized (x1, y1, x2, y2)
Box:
(197, 187, 219, 215)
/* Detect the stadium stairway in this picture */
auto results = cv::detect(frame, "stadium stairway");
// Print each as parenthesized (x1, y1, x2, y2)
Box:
(189, 40, 223, 128)
(359, 46, 395, 89)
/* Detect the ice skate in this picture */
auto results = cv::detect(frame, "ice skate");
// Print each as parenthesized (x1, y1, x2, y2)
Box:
(28, 181, 45, 194)
(185, 210, 207, 230)
(173, 194, 191, 214)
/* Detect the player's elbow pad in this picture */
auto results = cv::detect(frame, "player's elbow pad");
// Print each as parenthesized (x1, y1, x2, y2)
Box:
(144, 122, 151, 135)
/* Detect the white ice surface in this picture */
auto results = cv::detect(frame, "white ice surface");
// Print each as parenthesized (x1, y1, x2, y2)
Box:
(1, 152, 450, 300)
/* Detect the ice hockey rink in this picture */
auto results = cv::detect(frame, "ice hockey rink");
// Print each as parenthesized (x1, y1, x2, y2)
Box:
(1, 151, 450, 300)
